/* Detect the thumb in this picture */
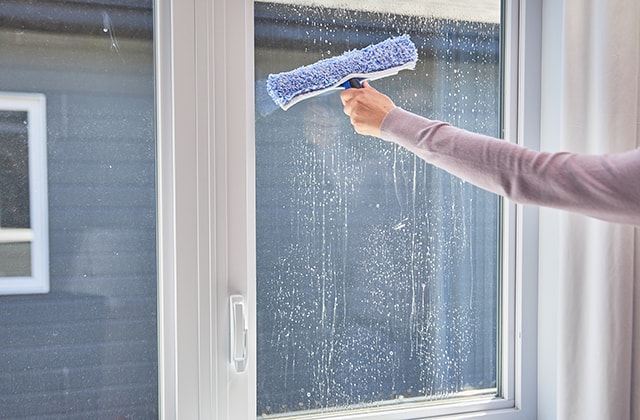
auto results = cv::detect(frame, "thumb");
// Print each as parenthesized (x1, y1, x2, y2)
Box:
(360, 80, 380, 92)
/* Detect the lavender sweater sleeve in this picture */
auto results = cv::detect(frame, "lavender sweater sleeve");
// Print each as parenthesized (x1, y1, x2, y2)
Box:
(380, 107, 640, 226)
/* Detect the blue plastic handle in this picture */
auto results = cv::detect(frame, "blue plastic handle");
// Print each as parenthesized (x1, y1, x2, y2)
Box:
(342, 78, 363, 89)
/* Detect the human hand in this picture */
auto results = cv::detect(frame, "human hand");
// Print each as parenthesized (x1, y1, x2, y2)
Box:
(340, 81, 396, 138)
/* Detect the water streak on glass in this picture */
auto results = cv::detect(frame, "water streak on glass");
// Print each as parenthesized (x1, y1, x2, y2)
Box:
(256, 1, 501, 417)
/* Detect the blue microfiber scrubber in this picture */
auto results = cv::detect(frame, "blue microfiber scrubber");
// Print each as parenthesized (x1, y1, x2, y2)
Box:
(266, 35, 418, 110)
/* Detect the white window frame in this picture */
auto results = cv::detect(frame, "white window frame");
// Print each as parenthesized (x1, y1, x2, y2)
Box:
(155, 0, 541, 418)
(0, 92, 49, 295)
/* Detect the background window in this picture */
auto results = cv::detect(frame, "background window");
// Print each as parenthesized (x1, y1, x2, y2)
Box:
(0, 93, 49, 294)
(255, 0, 502, 417)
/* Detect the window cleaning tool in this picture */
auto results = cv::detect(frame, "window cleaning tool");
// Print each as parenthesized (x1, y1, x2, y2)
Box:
(266, 35, 418, 111)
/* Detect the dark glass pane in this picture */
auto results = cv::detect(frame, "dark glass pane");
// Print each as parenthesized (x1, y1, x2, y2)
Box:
(0, 110, 30, 229)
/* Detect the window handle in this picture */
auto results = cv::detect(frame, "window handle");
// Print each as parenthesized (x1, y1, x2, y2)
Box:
(230, 295, 248, 373)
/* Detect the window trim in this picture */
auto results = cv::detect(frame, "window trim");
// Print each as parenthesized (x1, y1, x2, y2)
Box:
(0, 92, 49, 295)
(156, 0, 541, 418)
(156, 0, 257, 418)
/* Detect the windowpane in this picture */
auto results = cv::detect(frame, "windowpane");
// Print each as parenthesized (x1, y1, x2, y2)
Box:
(0, 109, 32, 278)
(255, 1, 502, 417)
(0, 243, 31, 276)
(0, 111, 30, 229)
(0, 1, 157, 417)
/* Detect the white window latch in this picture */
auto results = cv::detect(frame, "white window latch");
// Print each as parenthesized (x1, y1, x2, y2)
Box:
(230, 295, 248, 373)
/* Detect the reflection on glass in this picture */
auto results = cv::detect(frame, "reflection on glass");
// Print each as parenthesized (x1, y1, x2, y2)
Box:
(256, 1, 501, 417)
(0, 1, 157, 418)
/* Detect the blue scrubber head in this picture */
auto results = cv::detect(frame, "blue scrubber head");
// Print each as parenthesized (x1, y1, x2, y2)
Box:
(266, 35, 418, 110)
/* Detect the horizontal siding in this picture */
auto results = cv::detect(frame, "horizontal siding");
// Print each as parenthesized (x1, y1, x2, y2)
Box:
(2, 318, 155, 351)
(0, 7, 157, 418)
(1, 296, 156, 326)
(0, 294, 157, 418)
(0, 385, 157, 419)
(0, 362, 155, 395)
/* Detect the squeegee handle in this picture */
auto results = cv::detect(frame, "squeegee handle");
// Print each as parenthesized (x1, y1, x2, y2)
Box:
(342, 78, 363, 89)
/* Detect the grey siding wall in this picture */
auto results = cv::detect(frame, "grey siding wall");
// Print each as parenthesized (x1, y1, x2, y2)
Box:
(0, 4, 157, 418)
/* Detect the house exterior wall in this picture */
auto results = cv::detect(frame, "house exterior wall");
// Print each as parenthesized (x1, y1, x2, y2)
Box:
(0, 3, 157, 418)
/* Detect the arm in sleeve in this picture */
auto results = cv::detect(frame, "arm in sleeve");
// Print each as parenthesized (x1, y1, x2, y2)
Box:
(380, 107, 640, 226)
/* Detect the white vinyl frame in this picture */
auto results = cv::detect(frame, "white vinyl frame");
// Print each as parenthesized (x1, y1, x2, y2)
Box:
(155, 0, 541, 418)
(0, 92, 49, 295)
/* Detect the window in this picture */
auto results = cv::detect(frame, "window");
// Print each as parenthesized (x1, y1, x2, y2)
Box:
(0, 0, 540, 418)
(255, 1, 504, 418)
(0, 92, 49, 295)
(128, 0, 539, 418)
(0, 2, 157, 418)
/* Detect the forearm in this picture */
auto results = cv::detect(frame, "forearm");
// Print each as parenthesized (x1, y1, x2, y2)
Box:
(380, 107, 640, 226)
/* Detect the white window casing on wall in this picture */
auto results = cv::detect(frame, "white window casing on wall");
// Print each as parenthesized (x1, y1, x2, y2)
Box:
(155, 0, 540, 419)
(0, 92, 49, 295)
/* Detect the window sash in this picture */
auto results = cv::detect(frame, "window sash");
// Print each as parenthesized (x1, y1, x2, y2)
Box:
(155, 0, 540, 418)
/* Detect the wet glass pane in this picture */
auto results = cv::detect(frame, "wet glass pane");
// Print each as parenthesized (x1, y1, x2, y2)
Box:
(0, 1, 157, 418)
(255, 0, 502, 417)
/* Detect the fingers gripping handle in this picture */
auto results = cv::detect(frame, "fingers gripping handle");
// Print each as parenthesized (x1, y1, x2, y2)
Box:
(230, 295, 248, 373)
